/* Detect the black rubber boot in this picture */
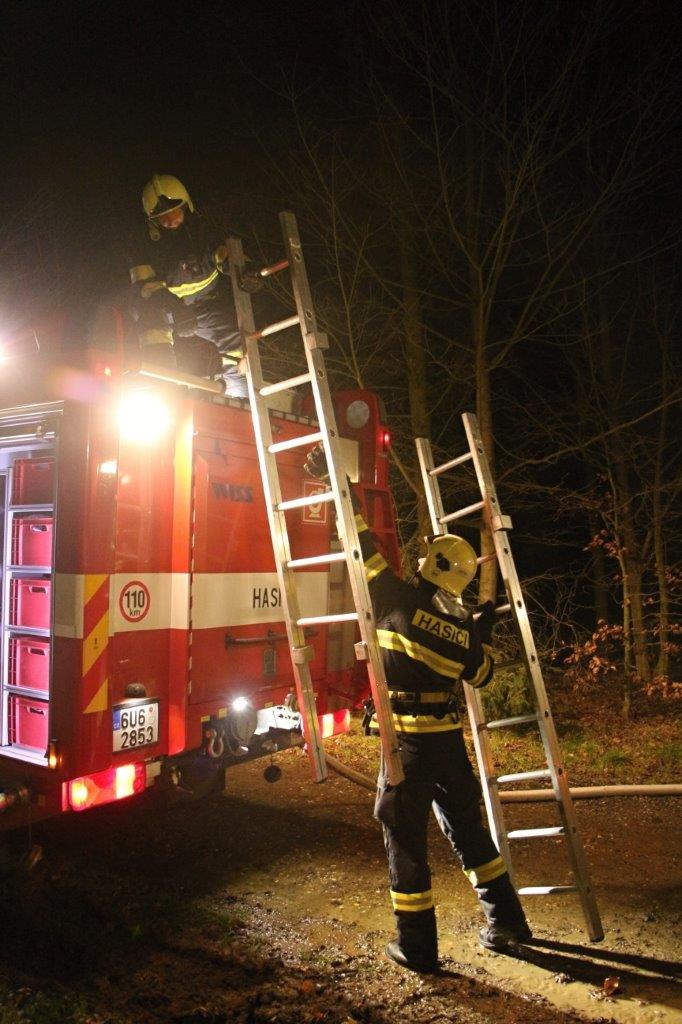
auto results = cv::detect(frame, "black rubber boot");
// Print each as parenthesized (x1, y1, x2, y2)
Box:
(476, 873, 532, 950)
(386, 909, 439, 973)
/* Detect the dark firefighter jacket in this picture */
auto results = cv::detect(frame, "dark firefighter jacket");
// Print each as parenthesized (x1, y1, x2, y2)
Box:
(357, 513, 494, 734)
(128, 217, 228, 324)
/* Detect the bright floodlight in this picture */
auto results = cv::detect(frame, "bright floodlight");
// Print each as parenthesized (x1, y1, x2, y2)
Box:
(119, 391, 172, 444)
(232, 696, 250, 712)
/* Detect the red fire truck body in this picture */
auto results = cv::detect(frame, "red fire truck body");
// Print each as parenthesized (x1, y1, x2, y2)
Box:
(0, 357, 398, 829)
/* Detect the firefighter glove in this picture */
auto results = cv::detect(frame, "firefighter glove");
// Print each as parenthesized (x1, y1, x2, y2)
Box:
(476, 600, 497, 644)
(304, 443, 329, 481)
(238, 264, 264, 294)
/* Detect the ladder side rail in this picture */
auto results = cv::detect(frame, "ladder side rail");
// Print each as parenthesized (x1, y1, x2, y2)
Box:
(414, 436, 514, 878)
(462, 413, 603, 941)
(415, 437, 448, 536)
(280, 212, 403, 788)
(464, 686, 516, 883)
(226, 237, 327, 782)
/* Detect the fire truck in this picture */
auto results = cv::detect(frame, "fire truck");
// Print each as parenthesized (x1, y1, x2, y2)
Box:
(0, 333, 399, 829)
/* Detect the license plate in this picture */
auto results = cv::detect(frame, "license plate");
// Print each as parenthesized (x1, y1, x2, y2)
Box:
(112, 700, 159, 753)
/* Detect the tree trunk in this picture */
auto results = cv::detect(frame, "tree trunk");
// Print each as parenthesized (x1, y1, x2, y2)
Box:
(652, 392, 670, 679)
(589, 509, 611, 625)
(612, 449, 650, 686)
(398, 215, 431, 542)
(475, 307, 497, 603)
(465, 122, 497, 604)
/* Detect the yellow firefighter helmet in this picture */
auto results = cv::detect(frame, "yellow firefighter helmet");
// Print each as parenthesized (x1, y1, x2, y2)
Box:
(141, 174, 194, 219)
(419, 534, 477, 597)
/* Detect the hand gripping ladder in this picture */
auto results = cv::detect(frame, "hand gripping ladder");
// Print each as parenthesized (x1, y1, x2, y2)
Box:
(225, 212, 403, 786)
(416, 415, 603, 941)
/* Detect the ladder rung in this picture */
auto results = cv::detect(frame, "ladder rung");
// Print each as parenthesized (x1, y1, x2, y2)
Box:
(476, 553, 497, 566)
(260, 372, 312, 396)
(483, 713, 538, 731)
(287, 552, 347, 569)
(517, 885, 578, 896)
(278, 490, 335, 512)
(247, 314, 300, 341)
(297, 613, 359, 627)
(269, 431, 323, 454)
(495, 768, 551, 784)
(440, 500, 485, 524)
(258, 258, 289, 278)
(430, 451, 473, 475)
(507, 826, 565, 840)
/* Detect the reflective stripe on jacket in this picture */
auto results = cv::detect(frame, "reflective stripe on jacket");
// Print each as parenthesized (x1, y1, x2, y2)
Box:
(357, 512, 493, 733)
(128, 219, 225, 319)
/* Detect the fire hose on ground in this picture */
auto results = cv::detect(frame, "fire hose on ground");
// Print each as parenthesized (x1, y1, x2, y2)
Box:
(323, 754, 682, 801)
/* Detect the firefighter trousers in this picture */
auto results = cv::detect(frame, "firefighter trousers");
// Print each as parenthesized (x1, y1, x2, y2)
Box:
(136, 286, 248, 399)
(374, 728, 527, 958)
(185, 291, 247, 399)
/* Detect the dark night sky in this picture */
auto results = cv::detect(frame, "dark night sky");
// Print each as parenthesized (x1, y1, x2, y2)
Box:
(3, 4, 345, 210)
(1, 2, 356, 313)
(1, 1, 680, 316)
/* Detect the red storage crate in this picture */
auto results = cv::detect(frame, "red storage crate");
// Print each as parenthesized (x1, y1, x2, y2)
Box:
(12, 516, 54, 567)
(9, 578, 52, 630)
(11, 457, 55, 506)
(8, 696, 49, 752)
(8, 637, 50, 693)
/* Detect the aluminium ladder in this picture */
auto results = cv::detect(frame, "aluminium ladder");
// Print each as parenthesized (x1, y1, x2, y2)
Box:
(225, 212, 403, 787)
(416, 415, 603, 941)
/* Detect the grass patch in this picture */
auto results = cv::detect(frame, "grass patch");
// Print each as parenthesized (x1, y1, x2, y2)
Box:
(0, 984, 98, 1024)
(480, 668, 535, 721)
(657, 740, 682, 772)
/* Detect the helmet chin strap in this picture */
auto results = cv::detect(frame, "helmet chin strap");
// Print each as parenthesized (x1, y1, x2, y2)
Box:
(432, 588, 469, 621)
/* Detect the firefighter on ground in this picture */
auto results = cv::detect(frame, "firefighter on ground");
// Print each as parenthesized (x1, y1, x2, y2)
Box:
(128, 173, 262, 398)
(305, 447, 531, 974)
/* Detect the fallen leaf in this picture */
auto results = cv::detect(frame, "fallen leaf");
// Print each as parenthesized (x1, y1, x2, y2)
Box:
(603, 976, 621, 996)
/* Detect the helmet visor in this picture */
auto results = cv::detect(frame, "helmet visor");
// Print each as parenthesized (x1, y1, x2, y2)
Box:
(148, 195, 187, 220)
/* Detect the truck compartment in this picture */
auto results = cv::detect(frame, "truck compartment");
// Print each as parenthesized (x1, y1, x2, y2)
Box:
(8, 637, 51, 693)
(9, 578, 52, 631)
(2, 439, 56, 771)
(11, 457, 55, 505)
(8, 695, 49, 752)
(11, 516, 54, 567)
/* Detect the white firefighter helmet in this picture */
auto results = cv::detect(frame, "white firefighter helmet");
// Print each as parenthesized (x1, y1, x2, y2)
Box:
(141, 174, 194, 219)
(419, 534, 477, 597)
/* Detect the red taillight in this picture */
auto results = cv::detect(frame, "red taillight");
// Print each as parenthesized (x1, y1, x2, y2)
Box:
(67, 763, 145, 812)
(380, 428, 391, 451)
(319, 708, 351, 739)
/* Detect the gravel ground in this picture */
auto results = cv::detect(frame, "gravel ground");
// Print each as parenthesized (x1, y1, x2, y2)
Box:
(0, 737, 680, 1024)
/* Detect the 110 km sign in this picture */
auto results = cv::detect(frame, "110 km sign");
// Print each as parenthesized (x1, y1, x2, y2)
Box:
(119, 580, 151, 623)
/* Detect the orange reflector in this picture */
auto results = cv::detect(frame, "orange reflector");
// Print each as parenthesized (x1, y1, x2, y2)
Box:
(47, 739, 60, 770)
(67, 763, 145, 812)
(319, 708, 351, 739)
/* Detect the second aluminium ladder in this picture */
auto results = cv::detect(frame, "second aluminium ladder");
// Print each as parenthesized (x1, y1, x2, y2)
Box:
(416, 416, 603, 941)
(226, 212, 403, 787)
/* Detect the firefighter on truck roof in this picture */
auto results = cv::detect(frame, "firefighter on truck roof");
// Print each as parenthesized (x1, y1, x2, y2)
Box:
(128, 173, 262, 398)
(305, 446, 531, 974)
